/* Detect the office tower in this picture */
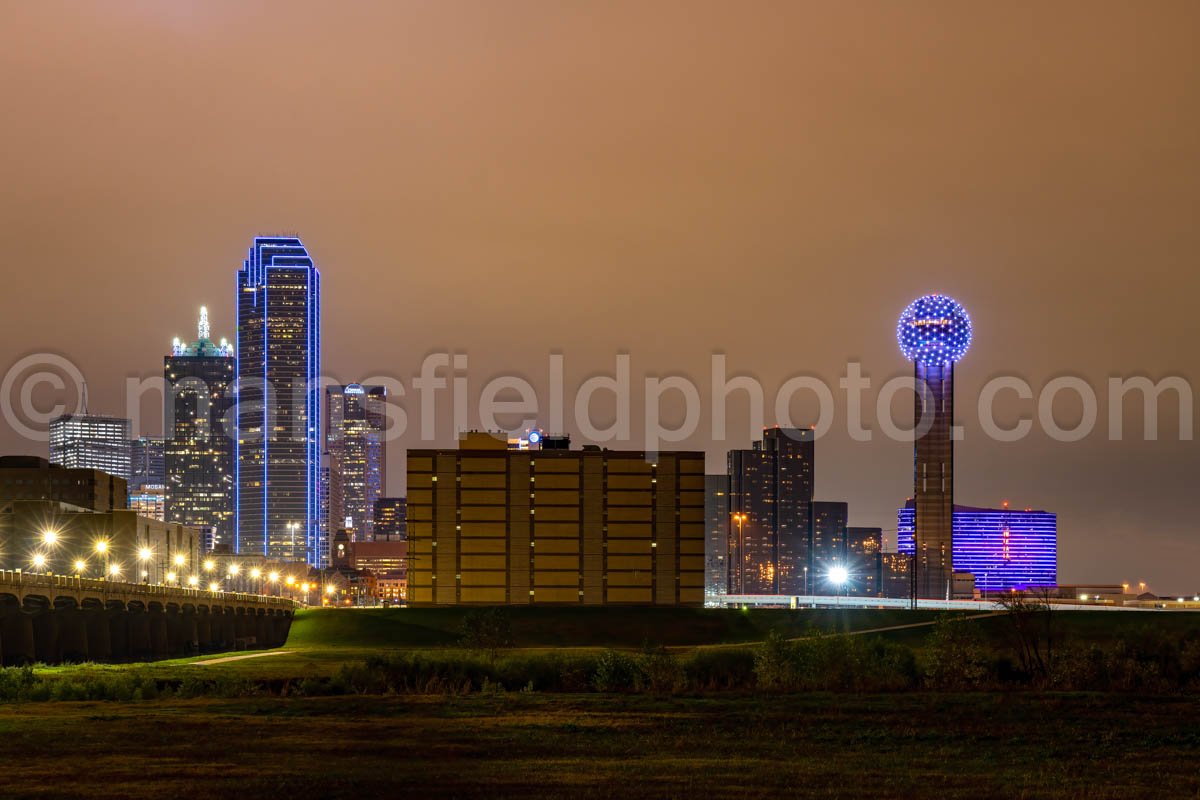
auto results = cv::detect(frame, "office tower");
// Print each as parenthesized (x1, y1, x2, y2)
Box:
(704, 475, 729, 602)
(811, 501, 847, 591)
(845, 526, 882, 597)
(0, 456, 127, 511)
(373, 497, 407, 541)
(165, 307, 236, 550)
(897, 293, 972, 599)
(407, 432, 706, 606)
(326, 384, 387, 542)
(727, 428, 814, 595)
(49, 413, 131, 480)
(236, 236, 322, 563)
(129, 436, 166, 491)
(897, 501, 1057, 593)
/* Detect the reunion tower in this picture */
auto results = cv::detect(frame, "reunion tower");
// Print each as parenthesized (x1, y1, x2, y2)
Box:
(897, 294, 973, 599)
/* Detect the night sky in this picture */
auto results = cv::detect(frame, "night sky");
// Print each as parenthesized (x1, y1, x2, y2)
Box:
(1, 2, 1198, 589)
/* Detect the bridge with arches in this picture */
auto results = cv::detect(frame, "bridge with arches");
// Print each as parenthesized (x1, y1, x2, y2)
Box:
(0, 571, 296, 664)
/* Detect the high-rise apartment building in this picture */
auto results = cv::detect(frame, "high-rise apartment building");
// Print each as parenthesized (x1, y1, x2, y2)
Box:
(373, 497, 407, 541)
(727, 428, 814, 595)
(407, 432, 705, 606)
(165, 307, 236, 549)
(704, 475, 729, 602)
(49, 414, 131, 480)
(843, 526, 882, 597)
(236, 237, 322, 563)
(128, 484, 166, 521)
(811, 501, 847, 593)
(318, 456, 330, 566)
(326, 384, 387, 542)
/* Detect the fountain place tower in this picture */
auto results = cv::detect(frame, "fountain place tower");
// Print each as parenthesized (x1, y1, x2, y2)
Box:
(896, 294, 972, 599)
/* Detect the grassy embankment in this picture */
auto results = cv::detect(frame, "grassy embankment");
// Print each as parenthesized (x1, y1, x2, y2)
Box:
(4, 607, 1200, 798)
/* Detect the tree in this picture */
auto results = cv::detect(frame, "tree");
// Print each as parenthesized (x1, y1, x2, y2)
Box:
(458, 608, 513, 661)
(997, 587, 1058, 682)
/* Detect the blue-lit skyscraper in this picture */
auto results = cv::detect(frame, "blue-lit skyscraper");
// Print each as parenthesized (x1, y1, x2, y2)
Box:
(236, 236, 322, 563)
(897, 501, 1057, 593)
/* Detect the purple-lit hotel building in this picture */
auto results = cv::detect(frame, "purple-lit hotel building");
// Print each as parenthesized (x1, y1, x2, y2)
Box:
(897, 500, 1057, 593)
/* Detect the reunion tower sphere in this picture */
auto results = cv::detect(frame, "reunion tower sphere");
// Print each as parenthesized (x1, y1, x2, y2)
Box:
(897, 293, 973, 366)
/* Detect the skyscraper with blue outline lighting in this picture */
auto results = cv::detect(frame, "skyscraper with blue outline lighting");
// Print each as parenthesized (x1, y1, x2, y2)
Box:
(236, 236, 322, 563)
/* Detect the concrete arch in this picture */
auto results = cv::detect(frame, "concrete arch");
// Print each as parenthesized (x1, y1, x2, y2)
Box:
(0, 594, 33, 665)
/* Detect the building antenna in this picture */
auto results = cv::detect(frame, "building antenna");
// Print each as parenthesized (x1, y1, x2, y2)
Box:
(81, 381, 89, 415)
(199, 306, 210, 340)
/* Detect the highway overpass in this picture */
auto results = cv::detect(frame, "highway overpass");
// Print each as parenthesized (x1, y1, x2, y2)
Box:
(0, 570, 296, 664)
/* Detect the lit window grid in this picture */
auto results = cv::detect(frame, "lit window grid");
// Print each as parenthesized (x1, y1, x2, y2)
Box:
(236, 237, 322, 563)
(897, 506, 1057, 591)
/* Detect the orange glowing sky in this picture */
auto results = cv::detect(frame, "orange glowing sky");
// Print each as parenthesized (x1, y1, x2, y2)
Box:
(1, 2, 1198, 588)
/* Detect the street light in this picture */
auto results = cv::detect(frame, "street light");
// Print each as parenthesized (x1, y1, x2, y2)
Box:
(166, 571, 177, 583)
(828, 565, 849, 607)
(31, 553, 47, 571)
(173, 553, 186, 568)
(208, 581, 220, 593)
(73, 559, 86, 575)
(41, 529, 59, 547)
(138, 547, 153, 583)
(108, 562, 121, 578)
(94, 540, 108, 555)
(203, 559, 215, 573)
(187, 575, 199, 587)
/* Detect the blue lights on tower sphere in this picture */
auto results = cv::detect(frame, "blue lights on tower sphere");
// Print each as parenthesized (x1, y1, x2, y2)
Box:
(896, 293, 972, 365)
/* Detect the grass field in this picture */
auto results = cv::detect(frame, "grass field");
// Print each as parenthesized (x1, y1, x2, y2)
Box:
(26, 605, 1200, 683)
(7, 606, 1200, 798)
(2, 692, 1199, 799)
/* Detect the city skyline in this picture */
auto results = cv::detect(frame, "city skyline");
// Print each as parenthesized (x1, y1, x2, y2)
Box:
(1, 3, 1198, 589)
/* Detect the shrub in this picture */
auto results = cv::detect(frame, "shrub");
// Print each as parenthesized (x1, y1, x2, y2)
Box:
(924, 616, 992, 690)
(683, 648, 756, 691)
(591, 650, 642, 692)
(0, 666, 39, 701)
(755, 630, 920, 693)
(637, 646, 684, 694)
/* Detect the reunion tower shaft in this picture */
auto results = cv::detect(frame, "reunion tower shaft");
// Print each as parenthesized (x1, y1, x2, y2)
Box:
(914, 361, 954, 599)
(897, 294, 972, 600)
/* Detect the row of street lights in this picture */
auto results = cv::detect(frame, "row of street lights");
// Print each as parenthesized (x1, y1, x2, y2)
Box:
(22, 528, 340, 603)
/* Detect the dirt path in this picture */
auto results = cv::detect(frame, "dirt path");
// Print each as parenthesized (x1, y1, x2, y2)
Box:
(191, 650, 294, 666)
(836, 610, 1005, 638)
(696, 610, 1006, 650)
